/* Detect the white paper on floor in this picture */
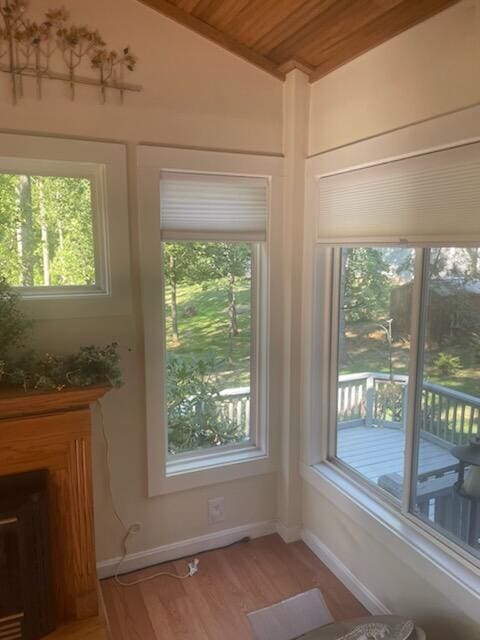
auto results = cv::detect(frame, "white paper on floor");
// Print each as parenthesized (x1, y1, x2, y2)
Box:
(247, 588, 334, 640)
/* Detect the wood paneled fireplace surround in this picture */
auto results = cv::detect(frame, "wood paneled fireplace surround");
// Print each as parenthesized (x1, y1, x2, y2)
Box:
(0, 385, 110, 640)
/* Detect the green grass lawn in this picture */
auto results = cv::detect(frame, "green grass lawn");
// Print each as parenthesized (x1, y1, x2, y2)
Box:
(165, 277, 251, 388)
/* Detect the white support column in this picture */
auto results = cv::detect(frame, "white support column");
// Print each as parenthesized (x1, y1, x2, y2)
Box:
(277, 69, 310, 542)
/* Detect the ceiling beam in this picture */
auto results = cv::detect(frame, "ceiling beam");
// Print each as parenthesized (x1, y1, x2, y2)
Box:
(138, 0, 286, 80)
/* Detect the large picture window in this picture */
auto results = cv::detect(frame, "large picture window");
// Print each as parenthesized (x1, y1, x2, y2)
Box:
(331, 246, 480, 560)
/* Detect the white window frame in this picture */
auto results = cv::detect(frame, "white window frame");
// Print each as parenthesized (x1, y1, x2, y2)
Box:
(301, 104, 480, 606)
(0, 133, 131, 319)
(328, 244, 480, 562)
(137, 145, 282, 496)
(163, 240, 267, 475)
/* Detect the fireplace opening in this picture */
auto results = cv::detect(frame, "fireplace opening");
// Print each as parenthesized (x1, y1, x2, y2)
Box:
(0, 470, 55, 640)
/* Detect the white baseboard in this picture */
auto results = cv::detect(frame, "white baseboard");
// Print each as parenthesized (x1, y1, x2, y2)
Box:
(301, 528, 390, 616)
(98, 518, 389, 617)
(97, 519, 277, 579)
(276, 521, 302, 543)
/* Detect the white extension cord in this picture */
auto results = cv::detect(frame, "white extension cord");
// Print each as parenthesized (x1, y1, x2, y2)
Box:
(96, 400, 200, 587)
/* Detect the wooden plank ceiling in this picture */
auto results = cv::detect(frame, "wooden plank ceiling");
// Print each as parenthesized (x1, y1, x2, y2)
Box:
(139, 0, 460, 81)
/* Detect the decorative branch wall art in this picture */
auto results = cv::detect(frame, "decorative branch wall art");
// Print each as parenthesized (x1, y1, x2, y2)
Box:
(0, 1, 140, 104)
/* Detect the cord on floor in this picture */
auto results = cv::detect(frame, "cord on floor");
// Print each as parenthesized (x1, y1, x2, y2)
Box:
(96, 399, 200, 587)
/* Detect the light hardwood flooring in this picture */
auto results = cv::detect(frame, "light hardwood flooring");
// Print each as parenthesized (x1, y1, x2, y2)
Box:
(102, 534, 368, 640)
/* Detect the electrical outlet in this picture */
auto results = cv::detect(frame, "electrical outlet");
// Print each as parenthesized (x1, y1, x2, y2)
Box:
(208, 497, 225, 524)
(128, 522, 142, 535)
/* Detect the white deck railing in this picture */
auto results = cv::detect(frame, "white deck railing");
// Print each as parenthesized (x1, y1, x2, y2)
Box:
(337, 372, 480, 549)
(217, 386, 250, 435)
(219, 379, 479, 546)
(219, 374, 480, 445)
(337, 372, 480, 446)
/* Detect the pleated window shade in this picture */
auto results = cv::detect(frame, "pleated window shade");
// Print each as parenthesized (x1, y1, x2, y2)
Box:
(316, 142, 480, 245)
(160, 171, 269, 241)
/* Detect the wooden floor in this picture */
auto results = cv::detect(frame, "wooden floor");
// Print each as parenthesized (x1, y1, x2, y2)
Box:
(101, 534, 368, 640)
(337, 426, 456, 484)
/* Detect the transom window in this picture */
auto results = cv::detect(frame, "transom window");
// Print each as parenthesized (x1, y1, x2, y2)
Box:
(331, 246, 480, 560)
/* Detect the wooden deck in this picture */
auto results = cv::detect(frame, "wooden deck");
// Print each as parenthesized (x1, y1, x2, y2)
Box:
(337, 426, 457, 484)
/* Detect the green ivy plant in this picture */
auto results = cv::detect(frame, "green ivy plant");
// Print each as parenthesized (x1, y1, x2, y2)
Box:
(0, 277, 123, 391)
(0, 277, 32, 358)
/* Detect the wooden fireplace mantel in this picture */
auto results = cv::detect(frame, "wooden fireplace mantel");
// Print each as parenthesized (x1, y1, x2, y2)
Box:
(0, 384, 110, 639)
(0, 384, 110, 419)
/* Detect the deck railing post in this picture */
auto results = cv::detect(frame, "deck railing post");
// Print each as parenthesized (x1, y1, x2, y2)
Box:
(402, 383, 409, 429)
(365, 375, 374, 427)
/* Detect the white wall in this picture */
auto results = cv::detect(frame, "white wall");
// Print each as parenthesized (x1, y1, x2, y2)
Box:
(309, 0, 480, 156)
(0, 0, 282, 153)
(1, 0, 283, 562)
(303, 485, 480, 639)
(304, 3, 480, 638)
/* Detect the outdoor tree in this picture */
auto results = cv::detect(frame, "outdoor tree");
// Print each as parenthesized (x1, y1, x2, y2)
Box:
(341, 248, 391, 324)
(163, 242, 211, 344)
(0, 174, 94, 287)
(163, 242, 251, 346)
(0, 173, 21, 283)
(207, 242, 251, 338)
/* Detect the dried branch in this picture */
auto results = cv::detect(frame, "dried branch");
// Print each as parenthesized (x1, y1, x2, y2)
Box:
(56, 22, 104, 98)
(90, 46, 136, 103)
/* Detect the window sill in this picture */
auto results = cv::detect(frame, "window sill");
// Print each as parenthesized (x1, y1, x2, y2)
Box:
(149, 446, 275, 496)
(301, 462, 480, 621)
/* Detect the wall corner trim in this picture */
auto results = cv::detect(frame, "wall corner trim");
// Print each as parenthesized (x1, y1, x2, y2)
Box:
(277, 521, 302, 543)
(301, 528, 391, 616)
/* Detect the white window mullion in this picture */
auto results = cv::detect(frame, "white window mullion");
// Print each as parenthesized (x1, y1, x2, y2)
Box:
(402, 248, 429, 515)
(327, 248, 342, 461)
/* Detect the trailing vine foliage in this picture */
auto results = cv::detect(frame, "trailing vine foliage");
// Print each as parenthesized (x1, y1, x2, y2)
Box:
(0, 277, 123, 391)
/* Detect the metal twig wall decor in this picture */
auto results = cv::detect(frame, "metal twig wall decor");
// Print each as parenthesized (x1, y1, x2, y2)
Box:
(0, 0, 141, 104)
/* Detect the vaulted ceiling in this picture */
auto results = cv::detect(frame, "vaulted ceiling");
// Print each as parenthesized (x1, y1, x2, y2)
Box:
(139, 0, 460, 81)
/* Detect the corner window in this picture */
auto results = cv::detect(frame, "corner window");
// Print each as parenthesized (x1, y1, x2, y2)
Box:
(330, 246, 480, 561)
(0, 158, 108, 298)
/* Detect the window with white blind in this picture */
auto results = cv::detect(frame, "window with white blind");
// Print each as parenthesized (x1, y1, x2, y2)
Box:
(160, 172, 268, 461)
(137, 146, 281, 494)
(309, 140, 480, 565)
